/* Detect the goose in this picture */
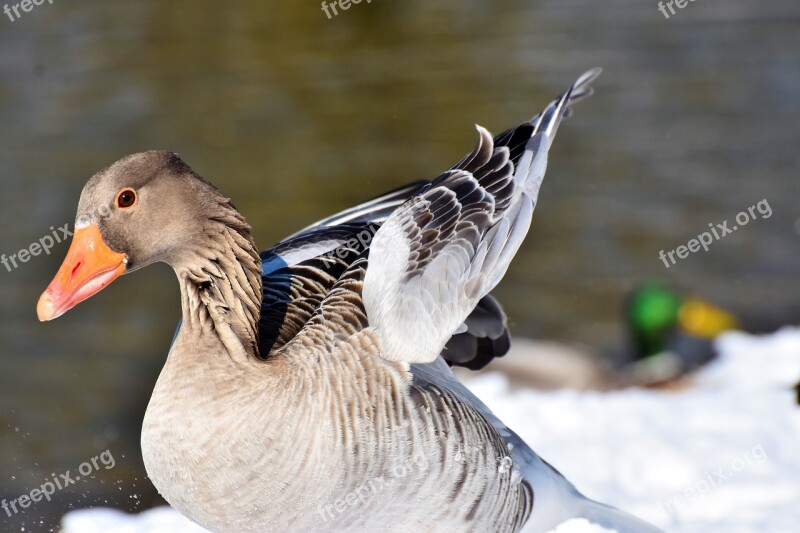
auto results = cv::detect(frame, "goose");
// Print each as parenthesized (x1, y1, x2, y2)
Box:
(37, 69, 660, 533)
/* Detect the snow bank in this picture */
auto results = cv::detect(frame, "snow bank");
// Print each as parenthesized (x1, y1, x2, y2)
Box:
(62, 329, 800, 533)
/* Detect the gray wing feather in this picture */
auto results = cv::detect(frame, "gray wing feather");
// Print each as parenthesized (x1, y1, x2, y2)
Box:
(363, 69, 601, 365)
(284, 181, 428, 240)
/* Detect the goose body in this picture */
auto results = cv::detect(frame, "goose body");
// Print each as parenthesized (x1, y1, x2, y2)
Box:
(38, 69, 659, 532)
(144, 329, 531, 532)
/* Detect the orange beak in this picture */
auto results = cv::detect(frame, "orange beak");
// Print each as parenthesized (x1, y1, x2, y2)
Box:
(37, 223, 127, 321)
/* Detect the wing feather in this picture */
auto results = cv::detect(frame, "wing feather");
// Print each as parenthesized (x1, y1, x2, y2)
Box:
(362, 69, 600, 364)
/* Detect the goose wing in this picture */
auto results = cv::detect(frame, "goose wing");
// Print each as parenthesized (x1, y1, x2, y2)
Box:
(360, 69, 601, 364)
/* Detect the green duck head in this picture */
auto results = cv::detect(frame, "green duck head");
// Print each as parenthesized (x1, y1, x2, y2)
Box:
(627, 282, 738, 359)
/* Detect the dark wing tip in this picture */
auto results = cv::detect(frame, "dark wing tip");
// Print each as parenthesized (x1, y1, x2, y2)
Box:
(442, 294, 512, 371)
(565, 67, 602, 109)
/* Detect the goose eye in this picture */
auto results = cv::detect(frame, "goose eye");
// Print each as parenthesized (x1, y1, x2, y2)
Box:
(116, 189, 137, 209)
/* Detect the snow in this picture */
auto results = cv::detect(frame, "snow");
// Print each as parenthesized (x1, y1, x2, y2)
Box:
(62, 329, 800, 533)
(62, 507, 210, 533)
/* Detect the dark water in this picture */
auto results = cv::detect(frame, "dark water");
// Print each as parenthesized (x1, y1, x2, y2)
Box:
(0, 0, 798, 530)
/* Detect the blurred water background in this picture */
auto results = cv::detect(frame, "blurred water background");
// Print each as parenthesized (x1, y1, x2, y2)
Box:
(0, 0, 798, 530)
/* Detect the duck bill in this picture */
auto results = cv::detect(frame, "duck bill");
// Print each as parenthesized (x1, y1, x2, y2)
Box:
(37, 223, 127, 322)
(679, 297, 739, 339)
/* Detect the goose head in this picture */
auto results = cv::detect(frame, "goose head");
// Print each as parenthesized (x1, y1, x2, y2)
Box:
(37, 150, 219, 321)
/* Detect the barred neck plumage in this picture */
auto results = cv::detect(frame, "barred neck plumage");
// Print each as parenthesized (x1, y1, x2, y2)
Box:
(173, 197, 263, 363)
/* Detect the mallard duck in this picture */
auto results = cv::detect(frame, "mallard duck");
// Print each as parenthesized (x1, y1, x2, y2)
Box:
(37, 69, 659, 532)
(622, 282, 740, 384)
(454, 283, 741, 391)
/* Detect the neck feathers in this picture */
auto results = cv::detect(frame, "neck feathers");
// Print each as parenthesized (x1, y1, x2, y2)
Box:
(177, 197, 263, 362)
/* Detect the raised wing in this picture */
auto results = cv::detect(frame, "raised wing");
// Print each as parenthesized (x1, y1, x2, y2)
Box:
(362, 69, 600, 364)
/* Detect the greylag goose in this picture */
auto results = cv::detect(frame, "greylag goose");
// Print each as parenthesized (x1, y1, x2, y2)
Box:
(37, 69, 659, 533)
